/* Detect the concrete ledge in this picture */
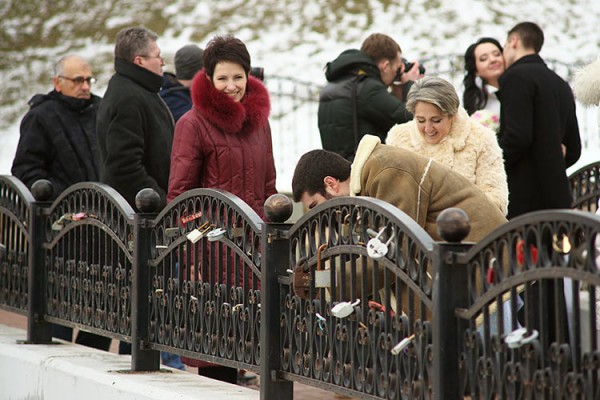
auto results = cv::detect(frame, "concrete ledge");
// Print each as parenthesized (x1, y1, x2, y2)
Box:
(0, 324, 258, 400)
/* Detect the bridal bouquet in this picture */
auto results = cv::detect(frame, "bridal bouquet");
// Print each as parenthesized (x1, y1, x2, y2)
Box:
(471, 109, 500, 132)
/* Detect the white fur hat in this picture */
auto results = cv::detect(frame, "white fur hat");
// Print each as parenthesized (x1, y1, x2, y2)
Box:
(573, 59, 600, 106)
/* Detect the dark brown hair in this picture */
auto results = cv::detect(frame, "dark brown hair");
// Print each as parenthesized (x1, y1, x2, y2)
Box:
(360, 33, 401, 64)
(203, 35, 251, 79)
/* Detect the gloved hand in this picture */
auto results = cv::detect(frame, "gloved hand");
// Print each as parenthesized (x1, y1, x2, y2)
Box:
(292, 256, 311, 300)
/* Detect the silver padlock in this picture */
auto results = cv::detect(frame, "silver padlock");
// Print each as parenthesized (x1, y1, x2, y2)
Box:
(207, 227, 226, 242)
(314, 270, 331, 287)
(331, 299, 360, 318)
(367, 227, 395, 260)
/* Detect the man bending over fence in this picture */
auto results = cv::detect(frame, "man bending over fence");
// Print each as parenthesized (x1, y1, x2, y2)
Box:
(292, 134, 506, 242)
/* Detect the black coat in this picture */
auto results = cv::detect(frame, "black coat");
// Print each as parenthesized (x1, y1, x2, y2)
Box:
(318, 49, 412, 161)
(11, 91, 101, 199)
(96, 58, 174, 209)
(498, 54, 581, 218)
(159, 72, 192, 122)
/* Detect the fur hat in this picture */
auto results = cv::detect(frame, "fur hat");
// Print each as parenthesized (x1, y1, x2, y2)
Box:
(174, 44, 204, 80)
(573, 59, 600, 106)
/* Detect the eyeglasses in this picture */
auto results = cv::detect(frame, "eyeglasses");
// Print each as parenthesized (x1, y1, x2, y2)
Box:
(140, 54, 164, 62)
(59, 76, 96, 85)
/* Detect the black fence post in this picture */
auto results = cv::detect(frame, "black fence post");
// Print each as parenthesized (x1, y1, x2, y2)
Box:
(26, 180, 53, 343)
(131, 189, 160, 371)
(260, 195, 294, 400)
(432, 209, 472, 400)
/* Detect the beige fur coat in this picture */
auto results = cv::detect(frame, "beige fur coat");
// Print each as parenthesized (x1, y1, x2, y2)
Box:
(386, 107, 508, 215)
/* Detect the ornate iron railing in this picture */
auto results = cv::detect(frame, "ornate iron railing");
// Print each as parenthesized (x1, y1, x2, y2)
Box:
(2, 169, 600, 399)
(0, 176, 33, 314)
(569, 160, 600, 212)
(453, 210, 600, 399)
(143, 188, 264, 372)
(42, 182, 135, 341)
(278, 197, 435, 398)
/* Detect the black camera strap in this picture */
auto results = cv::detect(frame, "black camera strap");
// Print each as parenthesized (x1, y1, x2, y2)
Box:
(351, 72, 367, 153)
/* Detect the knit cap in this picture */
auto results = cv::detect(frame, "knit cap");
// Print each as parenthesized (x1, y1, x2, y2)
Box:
(174, 44, 204, 80)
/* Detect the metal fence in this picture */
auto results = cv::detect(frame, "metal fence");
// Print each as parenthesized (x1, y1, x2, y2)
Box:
(0, 161, 599, 399)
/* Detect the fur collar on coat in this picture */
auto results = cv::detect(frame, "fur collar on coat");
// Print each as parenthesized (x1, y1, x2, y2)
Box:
(190, 70, 270, 134)
(386, 107, 479, 169)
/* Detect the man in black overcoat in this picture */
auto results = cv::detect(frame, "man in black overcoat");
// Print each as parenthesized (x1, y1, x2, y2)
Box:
(498, 21, 582, 347)
(499, 21, 581, 219)
(96, 26, 174, 209)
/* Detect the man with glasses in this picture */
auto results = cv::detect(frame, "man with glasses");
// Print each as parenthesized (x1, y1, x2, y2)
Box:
(12, 54, 111, 351)
(97, 25, 173, 210)
(12, 54, 101, 198)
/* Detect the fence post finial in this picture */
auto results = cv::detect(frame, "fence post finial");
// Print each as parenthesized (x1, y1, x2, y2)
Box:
(436, 207, 471, 242)
(264, 194, 293, 223)
(31, 179, 53, 201)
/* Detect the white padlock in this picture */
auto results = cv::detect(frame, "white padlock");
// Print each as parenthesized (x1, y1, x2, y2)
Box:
(366, 227, 395, 260)
(187, 221, 211, 243)
(331, 299, 360, 318)
(504, 327, 539, 348)
(391, 334, 415, 355)
(207, 227, 226, 242)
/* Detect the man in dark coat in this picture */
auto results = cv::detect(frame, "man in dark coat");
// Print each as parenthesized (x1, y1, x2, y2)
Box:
(499, 21, 581, 219)
(97, 26, 174, 209)
(318, 33, 422, 161)
(12, 55, 101, 199)
(159, 44, 204, 122)
(499, 22, 581, 347)
(12, 54, 111, 351)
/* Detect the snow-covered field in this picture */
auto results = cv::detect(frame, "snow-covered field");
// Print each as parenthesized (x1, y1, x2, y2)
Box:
(1, 0, 598, 192)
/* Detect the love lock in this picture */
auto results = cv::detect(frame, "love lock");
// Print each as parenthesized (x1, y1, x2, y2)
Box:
(504, 327, 539, 348)
(331, 299, 360, 318)
(186, 221, 211, 243)
(207, 227, 226, 242)
(552, 234, 572, 254)
(367, 227, 395, 260)
(391, 334, 415, 355)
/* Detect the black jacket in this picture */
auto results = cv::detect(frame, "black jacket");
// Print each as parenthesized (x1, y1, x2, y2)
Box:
(159, 72, 192, 122)
(96, 58, 174, 209)
(318, 49, 412, 160)
(12, 91, 101, 199)
(498, 54, 581, 218)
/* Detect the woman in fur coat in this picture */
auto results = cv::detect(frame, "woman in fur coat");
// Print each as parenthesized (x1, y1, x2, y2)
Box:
(166, 35, 277, 383)
(387, 76, 508, 215)
(167, 35, 277, 217)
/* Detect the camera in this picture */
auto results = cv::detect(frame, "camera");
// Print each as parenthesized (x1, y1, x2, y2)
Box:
(402, 58, 426, 75)
(393, 58, 426, 84)
(250, 67, 265, 81)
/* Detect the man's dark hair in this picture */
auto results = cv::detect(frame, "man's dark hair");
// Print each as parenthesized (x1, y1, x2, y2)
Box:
(508, 21, 544, 53)
(292, 150, 351, 202)
(360, 33, 401, 64)
(114, 26, 158, 62)
(203, 35, 251, 79)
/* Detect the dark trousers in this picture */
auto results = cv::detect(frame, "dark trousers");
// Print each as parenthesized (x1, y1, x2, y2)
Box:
(52, 324, 112, 351)
(198, 366, 237, 384)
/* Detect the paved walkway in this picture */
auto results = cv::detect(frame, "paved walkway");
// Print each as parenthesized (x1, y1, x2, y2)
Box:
(0, 309, 352, 399)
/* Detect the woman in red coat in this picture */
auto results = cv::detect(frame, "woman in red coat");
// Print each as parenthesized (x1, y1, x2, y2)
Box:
(167, 35, 277, 217)
(167, 35, 277, 383)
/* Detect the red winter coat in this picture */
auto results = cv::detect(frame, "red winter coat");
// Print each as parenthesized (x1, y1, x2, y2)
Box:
(167, 71, 276, 369)
(167, 70, 277, 219)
